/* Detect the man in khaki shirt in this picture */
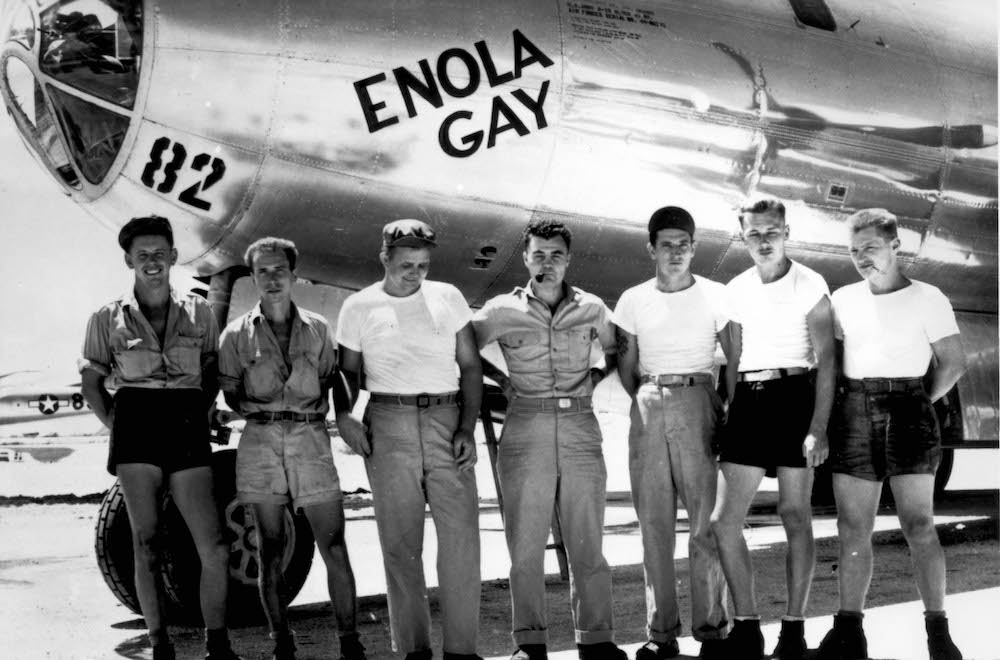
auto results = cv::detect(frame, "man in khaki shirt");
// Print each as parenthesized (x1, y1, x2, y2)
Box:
(219, 238, 364, 660)
(80, 215, 239, 660)
(472, 219, 624, 660)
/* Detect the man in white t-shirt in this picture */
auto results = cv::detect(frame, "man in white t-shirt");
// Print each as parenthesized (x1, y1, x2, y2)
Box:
(615, 207, 733, 660)
(710, 197, 835, 660)
(334, 219, 484, 660)
(816, 209, 966, 660)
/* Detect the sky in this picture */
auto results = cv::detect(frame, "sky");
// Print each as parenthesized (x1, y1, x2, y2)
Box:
(0, 118, 196, 377)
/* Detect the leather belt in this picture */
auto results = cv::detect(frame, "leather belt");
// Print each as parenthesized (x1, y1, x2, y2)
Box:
(641, 373, 714, 388)
(509, 396, 592, 412)
(738, 367, 812, 383)
(245, 411, 326, 423)
(844, 377, 924, 393)
(369, 392, 460, 407)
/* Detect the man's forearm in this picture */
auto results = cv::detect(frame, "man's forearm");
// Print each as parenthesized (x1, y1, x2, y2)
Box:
(929, 363, 964, 403)
(458, 364, 483, 433)
(809, 358, 835, 433)
(332, 370, 360, 416)
(81, 382, 113, 429)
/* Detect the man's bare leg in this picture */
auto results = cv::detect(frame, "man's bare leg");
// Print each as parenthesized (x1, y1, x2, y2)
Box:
(169, 466, 231, 630)
(117, 463, 168, 644)
(774, 467, 816, 617)
(889, 474, 946, 610)
(251, 503, 290, 634)
(301, 500, 358, 634)
(710, 462, 766, 616)
(831, 474, 882, 612)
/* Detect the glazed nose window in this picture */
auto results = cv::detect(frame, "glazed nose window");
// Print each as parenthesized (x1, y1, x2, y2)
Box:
(39, 0, 143, 108)
(6, 1, 36, 49)
(46, 83, 129, 184)
(4, 56, 80, 188)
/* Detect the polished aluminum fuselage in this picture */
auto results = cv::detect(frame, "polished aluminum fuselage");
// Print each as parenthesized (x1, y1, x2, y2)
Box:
(2, 0, 997, 438)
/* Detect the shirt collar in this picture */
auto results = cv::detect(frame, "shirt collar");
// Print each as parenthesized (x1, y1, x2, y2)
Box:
(519, 280, 579, 306)
(121, 287, 182, 310)
(250, 301, 301, 326)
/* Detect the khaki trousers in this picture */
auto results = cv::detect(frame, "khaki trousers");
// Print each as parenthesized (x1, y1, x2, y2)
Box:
(629, 382, 729, 642)
(498, 397, 615, 645)
(364, 401, 481, 654)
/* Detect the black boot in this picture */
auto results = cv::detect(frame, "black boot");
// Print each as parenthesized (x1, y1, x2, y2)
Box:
(635, 640, 680, 660)
(724, 619, 764, 660)
(773, 619, 807, 660)
(815, 612, 867, 660)
(926, 615, 963, 660)
(405, 650, 434, 660)
(152, 642, 176, 660)
(206, 627, 243, 660)
(577, 641, 628, 660)
(340, 632, 368, 660)
(444, 654, 484, 660)
(509, 644, 547, 660)
(271, 631, 296, 660)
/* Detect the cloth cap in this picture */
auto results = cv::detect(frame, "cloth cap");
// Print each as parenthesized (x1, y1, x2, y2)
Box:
(118, 215, 173, 251)
(648, 206, 695, 239)
(382, 219, 437, 248)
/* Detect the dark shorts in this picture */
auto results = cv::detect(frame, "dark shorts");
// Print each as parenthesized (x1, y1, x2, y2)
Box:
(720, 373, 814, 477)
(828, 380, 941, 482)
(109, 388, 212, 475)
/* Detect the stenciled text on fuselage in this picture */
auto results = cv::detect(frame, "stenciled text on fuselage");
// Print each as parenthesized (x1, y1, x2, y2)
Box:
(353, 29, 554, 158)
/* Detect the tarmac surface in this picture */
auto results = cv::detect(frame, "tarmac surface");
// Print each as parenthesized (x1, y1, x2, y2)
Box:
(1, 412, 997, 660)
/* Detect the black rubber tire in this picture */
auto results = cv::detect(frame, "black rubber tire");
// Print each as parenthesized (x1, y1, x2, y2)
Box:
(93, 449, 316, 623)
(160, 449, 316, 623)
(94, 481, 141, 614)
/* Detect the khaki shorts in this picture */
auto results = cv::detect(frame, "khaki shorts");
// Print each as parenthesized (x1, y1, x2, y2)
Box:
(236, 419, 342, 510)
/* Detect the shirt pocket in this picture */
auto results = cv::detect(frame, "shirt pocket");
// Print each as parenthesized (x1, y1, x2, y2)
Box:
(241, 346, 284, 400)
(164, 334, 203, 378)
(553, 327, 594, 371)
(111, 331, 161, 382)
(499, 329, 548, 369)
(291, 348, 322, 402)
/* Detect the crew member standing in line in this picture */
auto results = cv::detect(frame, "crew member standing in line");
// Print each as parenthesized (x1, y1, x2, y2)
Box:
(615, 207, 732, 660)
(218, 237, 365, 660)
(473, 218, 627, 660)
(710, 198, 835, 660)
(80, 216, 241, 660)
(335, 219, 484, 660)
(816, 209, 965, 660)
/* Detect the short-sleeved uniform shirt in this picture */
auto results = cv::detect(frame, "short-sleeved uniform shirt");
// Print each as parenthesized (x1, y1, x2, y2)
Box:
(832, 280, 960, 379)
(219, 303, 342, 508)
(80, 288, 219, 389)
(218, 302, 337, 414)
(336, 280, 472, 394)
(726, 261, 830, 371)
(472, 282, 616, 398)
(614, 275, 729, 376)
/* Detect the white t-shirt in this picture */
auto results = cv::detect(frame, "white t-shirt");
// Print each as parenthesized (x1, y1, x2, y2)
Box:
(727, 261, 830, 371)
(614, 275, 729, 375)
(832, 280, 960, 379)
(336, 280, 472, 394)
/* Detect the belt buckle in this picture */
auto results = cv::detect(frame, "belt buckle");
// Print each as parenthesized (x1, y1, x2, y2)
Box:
(416, 394, 431, 408)
(558, 398, 571, 409)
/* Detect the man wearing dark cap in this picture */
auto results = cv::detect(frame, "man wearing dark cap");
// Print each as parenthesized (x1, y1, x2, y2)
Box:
(472, 219, 625, 660)
(615, 207, 733, 659)
(79, 216, 241, 660)
(335, 219, 484, 660)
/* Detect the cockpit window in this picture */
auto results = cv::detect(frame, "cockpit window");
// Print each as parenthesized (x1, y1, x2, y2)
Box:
(5, 1, 36, 49)
(39, 0, 142, 108)
(4, 57, 80, 188)
(46, 84, 128, 184)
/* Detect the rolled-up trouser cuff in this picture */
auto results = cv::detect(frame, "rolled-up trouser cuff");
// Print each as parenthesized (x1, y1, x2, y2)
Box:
(512, 630, 548, 646)
(692, 622, 730, 641)
(575, 629, 614, 644)
(648, 621, 682, 643)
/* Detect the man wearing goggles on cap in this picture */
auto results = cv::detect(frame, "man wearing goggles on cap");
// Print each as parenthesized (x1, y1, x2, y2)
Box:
(335, 219, 484, 660)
